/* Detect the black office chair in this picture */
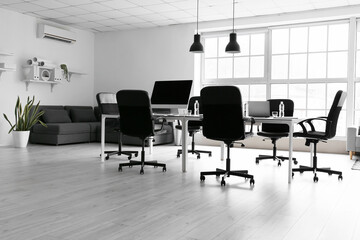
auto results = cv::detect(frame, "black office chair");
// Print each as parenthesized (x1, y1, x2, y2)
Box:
(176, 96, 212, 159)
(96, 92, 138, 160)
(116, 90, 167, 174)
(256, 99, 297, 166)
(292, 90, 347, 182)
(199, 86, 255, 186)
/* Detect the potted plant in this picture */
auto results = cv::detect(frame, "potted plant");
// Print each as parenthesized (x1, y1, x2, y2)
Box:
(60, 64, 69, 82)
(3, 96, 46, 148)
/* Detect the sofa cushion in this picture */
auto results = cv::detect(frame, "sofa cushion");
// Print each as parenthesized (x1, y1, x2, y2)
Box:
(42, 110, 71, 123)
(70, 109, 97, 122)
(32, 123, 90, 135)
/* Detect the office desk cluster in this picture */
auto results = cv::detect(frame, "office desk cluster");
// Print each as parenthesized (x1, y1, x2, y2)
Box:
(101, 114, 299, 183)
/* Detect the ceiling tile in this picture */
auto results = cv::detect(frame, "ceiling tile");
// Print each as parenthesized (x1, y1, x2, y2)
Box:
(100, 0, 137, 9)
(77, 21, 104, 28)
(120, 7, 153, 15)
(77, 3, 113, 12)
(34, 9, 69, 18)
(97, 18, 124, 26)
(32, 0, 69, 9)
(78, 13, 109, 21)
(57, 0, 94, 5)
(56, 6, 90, 15)
(116, 16, 146, 24)
(6, 2, 46, 12)
(0, 0, 24, 4)
(97, 10, 130, 18)
(127, 0, 164, 6)
(130, 22, 157, 28)
(55, 16, 88, 24)
(144, 3, 179, 13)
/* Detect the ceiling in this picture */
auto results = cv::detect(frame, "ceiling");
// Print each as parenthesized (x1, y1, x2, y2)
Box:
(1, 0, 360, 32)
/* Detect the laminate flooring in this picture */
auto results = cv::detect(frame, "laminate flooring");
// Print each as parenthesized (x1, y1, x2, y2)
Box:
(0, 143, 359, 240)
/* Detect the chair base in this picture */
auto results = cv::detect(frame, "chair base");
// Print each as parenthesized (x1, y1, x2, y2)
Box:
(177, 149, 212, 159)
(292, 165, 343, 182)
(105, 150, 138, 160)
(200, 168, 254, 186)
(256, 154, 298, 166)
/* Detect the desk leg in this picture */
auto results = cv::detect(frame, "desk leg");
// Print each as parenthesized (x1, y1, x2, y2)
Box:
(149, 136, 153, 154)
(101, 115, 105, 162)
(182, 118, 188, 172)
(288, 122, 294, 184)
(220, 142, 225, 161)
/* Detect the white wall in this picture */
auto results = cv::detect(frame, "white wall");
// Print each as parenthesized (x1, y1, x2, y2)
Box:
(0, 8, 95, 146)
(94, 24, 195, 95)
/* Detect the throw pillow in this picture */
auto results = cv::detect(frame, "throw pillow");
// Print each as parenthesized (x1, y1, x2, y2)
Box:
(42, 109, 72, 123)
(70, 108, 97, 122)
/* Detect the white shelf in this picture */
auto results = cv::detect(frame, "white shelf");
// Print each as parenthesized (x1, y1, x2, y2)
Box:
(24, 79, 61, 92)
(0, 67, 15, 72)
(68, 70, 86, 81)
(0, 52, 14, 56)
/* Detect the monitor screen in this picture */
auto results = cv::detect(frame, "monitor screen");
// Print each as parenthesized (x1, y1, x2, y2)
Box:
(151, 80, 193, 105)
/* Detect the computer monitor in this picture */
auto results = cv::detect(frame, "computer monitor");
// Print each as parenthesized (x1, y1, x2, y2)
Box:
(151, 80, 193, 112)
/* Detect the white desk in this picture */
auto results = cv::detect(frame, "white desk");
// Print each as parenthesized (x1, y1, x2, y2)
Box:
(221, 117, 299, 184)
(154, 114, 202, 172)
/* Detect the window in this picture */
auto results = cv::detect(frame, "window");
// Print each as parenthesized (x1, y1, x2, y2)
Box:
(202, 20, 352, 137)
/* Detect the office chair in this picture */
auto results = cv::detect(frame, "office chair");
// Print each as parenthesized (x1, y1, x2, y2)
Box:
(292, 90, 347, 182)
(96, 92, 138, 160)
(116, 90, 167, 174)
(256, 99, 298, 166)
(199, 86, 255, 186)
(176, 96, 212, 159)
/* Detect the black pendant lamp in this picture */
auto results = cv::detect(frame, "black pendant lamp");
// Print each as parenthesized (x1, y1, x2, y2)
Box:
(225, 0, 240, 53)
(189, 0, 203, 53)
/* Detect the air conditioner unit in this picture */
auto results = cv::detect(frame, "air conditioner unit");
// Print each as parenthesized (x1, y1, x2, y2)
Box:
(37, 23, 76, 43)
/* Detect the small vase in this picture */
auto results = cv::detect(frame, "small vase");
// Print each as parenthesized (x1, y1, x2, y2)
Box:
(13, 131, 30, 148)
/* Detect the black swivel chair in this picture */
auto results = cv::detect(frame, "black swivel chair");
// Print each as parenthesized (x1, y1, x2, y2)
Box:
(96, 92, 138, 160)
(292, 90, 347, 182)
(256, 99, 297, 166)
(199, 86, 255, 186)
(116, 90, 167, 174)
(176, 96, 212, 159)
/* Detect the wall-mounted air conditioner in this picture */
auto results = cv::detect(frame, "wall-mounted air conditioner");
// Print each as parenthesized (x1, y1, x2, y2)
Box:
(37, 23, 76, 44)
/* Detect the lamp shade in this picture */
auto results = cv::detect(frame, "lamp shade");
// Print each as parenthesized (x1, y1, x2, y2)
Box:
(190, 34, 204, 53)
(225, 33, 240, 53)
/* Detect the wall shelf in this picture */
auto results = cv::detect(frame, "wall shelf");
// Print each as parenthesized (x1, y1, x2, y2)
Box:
(0, 52, 14, 56)
(67, 70, 86, 81)
(24, 79, 60, 92)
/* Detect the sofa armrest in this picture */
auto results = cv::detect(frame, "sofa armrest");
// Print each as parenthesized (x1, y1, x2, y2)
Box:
(347, 126, 358, 151)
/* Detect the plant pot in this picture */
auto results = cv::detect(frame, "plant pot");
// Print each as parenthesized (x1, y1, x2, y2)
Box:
(13, 131, 30, 148)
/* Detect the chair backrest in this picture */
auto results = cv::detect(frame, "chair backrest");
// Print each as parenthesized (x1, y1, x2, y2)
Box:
(96, 92, 119, 115)
(262, 99, 294, 133)
(116, 90, 154, 139)
(325, 90, 347, 139)
(200, 86, 246, 143)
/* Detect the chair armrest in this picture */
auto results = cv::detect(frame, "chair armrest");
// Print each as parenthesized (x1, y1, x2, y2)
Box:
(347, 126, 358, 151)
(153, 117, 167, 133)
(297, 117, 331, 133)
(244, 117, 255, 133)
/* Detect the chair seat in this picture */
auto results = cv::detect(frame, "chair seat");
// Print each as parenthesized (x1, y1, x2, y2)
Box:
(294, 131, 327, 140)
(257, 131, 289, 138)
(175, 125, 201, 132)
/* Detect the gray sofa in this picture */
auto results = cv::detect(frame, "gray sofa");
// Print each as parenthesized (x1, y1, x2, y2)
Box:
(30, 105, 174, 146)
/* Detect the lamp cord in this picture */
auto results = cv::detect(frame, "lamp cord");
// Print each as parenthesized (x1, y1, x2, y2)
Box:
(196, 0, 199, 34)
(232, 0, 235, 33)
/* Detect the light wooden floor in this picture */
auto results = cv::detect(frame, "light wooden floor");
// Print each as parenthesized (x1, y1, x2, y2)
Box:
(0, 143, 359, 240)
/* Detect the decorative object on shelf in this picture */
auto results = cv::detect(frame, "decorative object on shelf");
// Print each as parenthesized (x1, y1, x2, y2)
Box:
(189, 0, 203, 53)
(60, 64, 69, 82)
(3, 96, 47, 148)
(225, 0, 240, 54)
(40, 69, 50, 81)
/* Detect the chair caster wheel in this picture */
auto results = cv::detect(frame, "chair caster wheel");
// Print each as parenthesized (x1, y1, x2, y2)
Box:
(278, 162, 281, 167)
(118, 166, 122, 172)
(200, 175, 205, 181)
(105, 156, 109, 160)
(209, 153, 212, 157)
(328, 172, 332, 175)
(162, 167, 166, 172)
(128, 156, 132, 160)
(197, 155, 200, 159)
(221, 180, 226, 186)
(292, 172, 294, 178)
(135, 153, 138, 157)
(313, 176, 319, 182)
(176, 155, 180, 158)
(250, 179, 255, 185)
(300, 171, 304, 174)
(140, 169, 144, 175)
(338, 175, 343, 181)
(255, 160, 259, 165)
(294, 161, 298, 165)
(129, 165, 132, 168)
